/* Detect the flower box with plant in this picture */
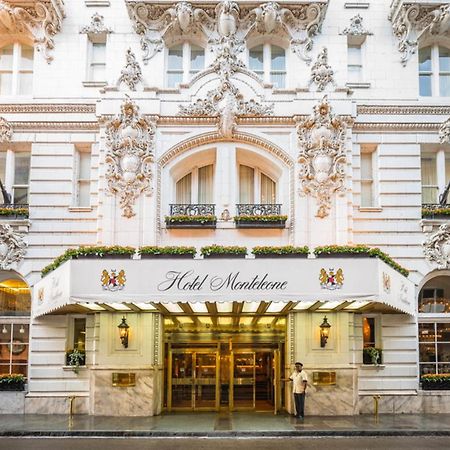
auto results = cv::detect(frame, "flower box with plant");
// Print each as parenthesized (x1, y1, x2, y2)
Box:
(234, 215, 288, 229)
(0, 373, 25, 391)
(422, 207, 450, 219)
(421, 373, 450, 390)
(41, 246, 136, 277)
(165, 215, 217, 229)
(66, 349, 86, 374)
(138, 246, 196, 259)
(200, 244, 247, 258)
(363, 347, 383, 365)
(252, 246, 309, 258)
(0, 207, 29, 218)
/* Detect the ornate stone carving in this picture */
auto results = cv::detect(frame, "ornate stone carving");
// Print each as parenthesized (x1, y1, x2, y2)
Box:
(0, 224, 27, 269)
(389, 1, 450, 66)
(423, 223, 450, 269)
(0, 116, 12, 143)
(309, 47, 335, 92)
(118, 48, 143, 91)
(0, 0, 65, 63)
(341, 14, 372, 36)
(105, 97, 156, 218)
(297, 96, 347, 218)
(125, 1, 328, 65)
(440, 117, 450, 144)
(80, 12, 112, 35)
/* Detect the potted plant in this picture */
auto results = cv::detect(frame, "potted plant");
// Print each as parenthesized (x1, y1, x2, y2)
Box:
(363, 347, 382, 365)
(165, 214, 217, 229)
(0, 374, 25, 391)
(314, 245, 372, 258)
(66, 349, 86, 374)
(252, 246, 309, 258)
(139, 246, 196, 259)
(421, 373, 450, 390)
(234, 214, 288, 229)
(200, 244, 247, 258)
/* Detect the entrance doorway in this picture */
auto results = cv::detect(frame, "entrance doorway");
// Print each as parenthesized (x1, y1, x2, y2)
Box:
(166, 342, 283, 412)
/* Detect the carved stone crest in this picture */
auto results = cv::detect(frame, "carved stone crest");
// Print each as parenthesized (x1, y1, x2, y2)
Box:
(309, 47, 335, 92)
(118, 48, 143, 91)
(341, 14, 373, 36)
(0, 224, 27, 269)
(0, 117, 12, 143)
(440, 117, 450, 144)
(297, 96, 347, 218)
(80, 12, 112, 36)
(423, 223, 450, 269)
(105, 97, 155, 218)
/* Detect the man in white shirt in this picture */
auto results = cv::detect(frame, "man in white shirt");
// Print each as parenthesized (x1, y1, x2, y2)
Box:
(289, 362, 308, 419)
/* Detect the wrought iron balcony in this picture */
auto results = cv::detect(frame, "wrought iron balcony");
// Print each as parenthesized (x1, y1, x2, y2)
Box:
(235, 204, 286, 229)
(422, 203, 450, 220)
(166, 204, 216, 229)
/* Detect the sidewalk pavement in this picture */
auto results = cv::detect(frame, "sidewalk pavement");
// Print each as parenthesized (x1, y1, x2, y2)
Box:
(1, 412, 450, 437)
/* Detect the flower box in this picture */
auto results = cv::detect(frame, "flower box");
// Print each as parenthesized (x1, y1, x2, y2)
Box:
(254, 253, 308, 258)
(74, 254, 132, 259)
(203, 254, 246, 259)
(316, 252, 371, 259)
(165, 215, 217, 229)
(252, 246, 309, 258)
(140, 254, 194, 259)
(200, 245, 247, 259)
(363, 347, 383, 365)
(0, 375, 25, 391)
(166, 221, 217, 229)
(234, 215, 287, 229)
(421, 374, 450, 390)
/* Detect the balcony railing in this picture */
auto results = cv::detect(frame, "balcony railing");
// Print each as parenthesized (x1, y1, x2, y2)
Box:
(169, 204, 215, 216)
(236, 203, 282, 216)
(235, 204, 286, 229)
(422, 203, 450, 220)
(166, 204, 216, 229)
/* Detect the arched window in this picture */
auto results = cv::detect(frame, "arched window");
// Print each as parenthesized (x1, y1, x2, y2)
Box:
(239, 164, 276, 204)
(0, 44, 33, 96)
(249, 44, 286, 88)
(419, 45, 450, 97)
(167, 43, 205, 87)
(175, 164, 214, 204)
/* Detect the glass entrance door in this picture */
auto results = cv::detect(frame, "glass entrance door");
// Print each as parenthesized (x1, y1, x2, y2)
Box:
(168, 350, 219, 411)
(231, 352, 256, 409)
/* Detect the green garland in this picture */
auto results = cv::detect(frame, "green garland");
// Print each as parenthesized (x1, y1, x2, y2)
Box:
(41, 246, 136, 277)
(0, 207, 29, 217)
(165, 215, 216, 224)
(200, 244, 247, 257)
(139, 246, 196, 256)
(234, 215, 288, 223)
(252, 245, 309, 255)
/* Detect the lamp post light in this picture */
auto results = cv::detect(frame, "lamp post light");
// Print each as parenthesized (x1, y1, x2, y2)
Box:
(320, 316, 331, 348)
(118, 316, 130, 348)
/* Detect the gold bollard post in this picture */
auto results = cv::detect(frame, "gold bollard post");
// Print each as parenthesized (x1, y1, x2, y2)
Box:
(68, 396, 75, 431)
(373, 395, 381, 422)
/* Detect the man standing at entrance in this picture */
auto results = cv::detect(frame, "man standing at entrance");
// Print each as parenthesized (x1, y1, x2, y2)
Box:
(290, 362, 308, 419)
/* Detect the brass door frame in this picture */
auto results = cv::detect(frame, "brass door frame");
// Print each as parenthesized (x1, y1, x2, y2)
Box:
(230, 351, 256, 410)
(273, 349, 281, 415)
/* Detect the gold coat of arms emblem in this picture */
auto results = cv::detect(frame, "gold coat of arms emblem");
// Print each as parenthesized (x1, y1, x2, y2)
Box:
(319, 268, 344, 290)
(101, 269, 126, 291)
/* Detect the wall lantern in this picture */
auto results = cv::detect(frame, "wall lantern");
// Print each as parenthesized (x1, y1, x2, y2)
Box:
(117, 316, 130, 348)
(320, 316, 331, 348)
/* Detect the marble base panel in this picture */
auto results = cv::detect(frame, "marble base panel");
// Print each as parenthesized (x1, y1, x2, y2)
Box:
(90, 368, 162, 416)
(0, 392, 25, 414)
(24, 396, 89, 414)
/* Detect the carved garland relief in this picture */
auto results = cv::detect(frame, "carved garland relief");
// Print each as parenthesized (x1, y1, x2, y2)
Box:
(423, 223, 450, 269)
(0, 224, 27, 269)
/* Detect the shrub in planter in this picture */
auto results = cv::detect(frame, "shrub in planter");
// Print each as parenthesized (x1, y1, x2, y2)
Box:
(252, 246, 309, 258)
(234, 215, 288, 228)
(139, 246, 196, 258)
(422, 207, 450, 218)
(66, 349, 86, 374)
(421, 373, 450, 390)
(200, 244, 247, 258)
(363, 347, 383, 365)
(0, 207, 29, 218)
(0, 373, 25, 391)
(165, 215, 217, 227)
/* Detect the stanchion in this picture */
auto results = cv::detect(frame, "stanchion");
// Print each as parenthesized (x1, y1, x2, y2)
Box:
(68, 396, 76, 430)
(373, 395, 381, 422)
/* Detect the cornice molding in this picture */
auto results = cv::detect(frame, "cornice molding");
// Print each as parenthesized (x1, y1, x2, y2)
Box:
(9, 121, 99, 131)
(353, 122, 441, 131)
(357, 104, 450, 115)
(0, 104, 96, 113)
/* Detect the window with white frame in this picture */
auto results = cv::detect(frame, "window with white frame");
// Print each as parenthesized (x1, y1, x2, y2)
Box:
(88, 42, 106, 82)
(74, 146, 91, 207)
(167, 43, 205, 87)
(0, 323, 29, 377)
(421, 148, 450, 205)
(249, 44, 286, 88)
(347, 43, 362, 83)
(0, 44, 33, 96)
(0, 148, 31, 205)
(175, 164, 214, 204)
(238, 164, 276, 204)
(419, 45, 450, 97)
(360, 147, 376, 207)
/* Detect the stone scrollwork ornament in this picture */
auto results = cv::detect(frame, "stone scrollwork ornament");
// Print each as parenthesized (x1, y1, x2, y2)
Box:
(0, 224, 27, 270)
(118, 48, 143, 91)
(0, 116, 12, 143)
(297, 96, 347, 218)
(341, 14, 373, 36)
(309, 47, 335, 92)
(439, 117, 450, 144)
(80, 12, 112, 36)
(105, 97, 156, 218)
(423, 223, 450, 269)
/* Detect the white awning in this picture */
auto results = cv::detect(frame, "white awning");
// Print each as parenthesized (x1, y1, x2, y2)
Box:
(31, 257, 416, 318)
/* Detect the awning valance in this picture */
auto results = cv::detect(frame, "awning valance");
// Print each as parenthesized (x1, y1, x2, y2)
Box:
(32, 257, 416, 318)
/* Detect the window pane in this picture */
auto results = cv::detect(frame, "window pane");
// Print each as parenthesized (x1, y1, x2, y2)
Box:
(249, 46, 264, 72)
(78, 182, 90, 207)
(440, 74, 450, 97)
(0, 151, 6, 182)
(92, 43, 106, 64)
(438, 363, 450, 374)
(168, 45, 183, 70)
(13, 187, 28, 205)
(271, 46, 285, 70)
(73, 318, 86, 351)
(90, 63, 106, 81)
(348, 45, 362, 65)
(198, 164, 213, 204)
(363, 317, 375, 347)
(79, 152, 91, 179)
(419, 47, 432, 72)
(190, 46, 204, 73)
(260, 173, 276, 203)
(20, 46, 34, 70)
(167, 72, 183, 87)
(13, 324, 28, 341)
(437, 342, 450, 362)
(361, 182, 373, 207)
(421, 155, 437, 203)
(270, 72, 285, 88)
(419, 343, 436, 362)
(439, 47, 450, 72)
(419, 74, 432, 96)
(348, 65, 362, 83)
(0, 325, 11, 343)
(0, 72, 12, 95)
(361, 153, 372, 179)
(14, 153, 30, 185)
(419, 323, 436, 342)
(239, 165, 254, 203)
(437, 323, 450, 342)
(18, 72, 33, 95)
(176, 173, 192, 204)
(11, 364, 27, 376)
(0, 45, 13, 70)
(420, 363, 436, 376)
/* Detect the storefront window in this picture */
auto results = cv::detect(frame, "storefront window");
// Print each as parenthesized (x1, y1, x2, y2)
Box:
(0, 279, 31, 316)
(73, 318, 86, 351)
(419, 322, 450, 376)
(363, 317, 375, 348)
(0, 323, 29, 376)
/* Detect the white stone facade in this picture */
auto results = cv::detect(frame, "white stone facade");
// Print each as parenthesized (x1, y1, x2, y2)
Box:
(0, 0, 450, 415)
